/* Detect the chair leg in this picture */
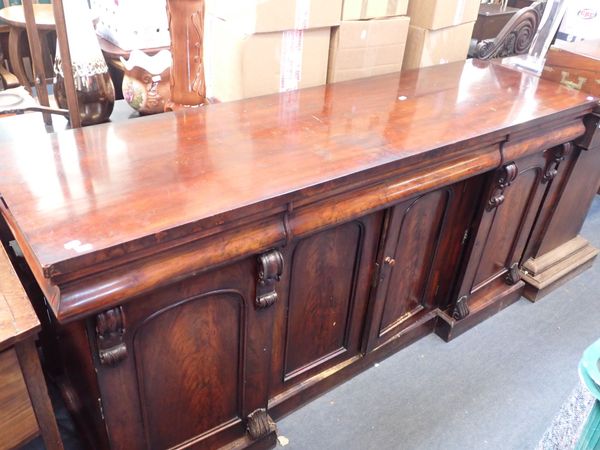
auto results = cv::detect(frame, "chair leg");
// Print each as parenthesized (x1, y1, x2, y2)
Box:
(8, 27, 31, 90)
(15, 339, 64, 450)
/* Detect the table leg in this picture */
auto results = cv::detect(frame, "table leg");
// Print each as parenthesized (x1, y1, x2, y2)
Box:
(7, 26, 30, 90)
(15, 339, 64, 450)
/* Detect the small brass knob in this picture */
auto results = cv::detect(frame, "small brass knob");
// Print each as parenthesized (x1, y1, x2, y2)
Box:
(384, 256, 396, 266)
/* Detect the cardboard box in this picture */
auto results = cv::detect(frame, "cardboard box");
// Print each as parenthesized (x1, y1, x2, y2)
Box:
(206, 0, 343, 33)
(205, 17, 331, 102)
(402, 22, 475, 70)
(328, 17, 410, 83)
(407, 0, 480, 30)
(341, 0, 409, 21)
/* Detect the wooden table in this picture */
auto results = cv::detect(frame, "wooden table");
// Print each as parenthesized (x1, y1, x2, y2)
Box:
(0, 4, 55, 88)
(0, 60, 598, 449)
(0, 243, 62, 450)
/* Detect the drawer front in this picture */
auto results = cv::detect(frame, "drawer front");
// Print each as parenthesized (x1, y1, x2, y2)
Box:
(0, 347, 38, 449)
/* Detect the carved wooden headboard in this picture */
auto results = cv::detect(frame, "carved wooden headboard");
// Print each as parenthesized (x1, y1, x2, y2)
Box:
(472, 1, 547, 60)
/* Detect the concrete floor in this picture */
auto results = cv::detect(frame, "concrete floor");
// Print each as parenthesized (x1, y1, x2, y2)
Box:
(277, 195, 600, 450)
(24, 197, 600, 450)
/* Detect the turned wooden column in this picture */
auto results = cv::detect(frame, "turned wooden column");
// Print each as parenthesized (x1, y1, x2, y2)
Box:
(165, 0, 207, 110)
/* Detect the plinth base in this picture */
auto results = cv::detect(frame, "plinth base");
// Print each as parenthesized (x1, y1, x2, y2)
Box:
(521, 236, 599, 302)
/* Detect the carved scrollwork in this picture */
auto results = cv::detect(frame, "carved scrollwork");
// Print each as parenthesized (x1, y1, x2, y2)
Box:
(542, 142, 571, 183)
(96, 306, 127, 366)
(474, 1, 545, 60)
(505, 262, 521, 285)
(256, 249, 284, 309)
(452, 295, 470, 321)
(246, 409, 276, 440)
(487, 162, 518, 211)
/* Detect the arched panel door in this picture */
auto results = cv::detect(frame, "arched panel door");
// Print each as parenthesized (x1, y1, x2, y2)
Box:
(365, 178, 483, 352)
(92, 257, 278, 450)
(446, 149, 560, 329)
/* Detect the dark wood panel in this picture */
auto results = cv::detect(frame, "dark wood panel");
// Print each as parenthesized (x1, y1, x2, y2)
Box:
(379, 190, 448, 334)
(365, 178, 484, 350)
(269, 213, 382, 405)
(471, 153, 550, 292)
(133, 291, 244, 450)
(536, 146, 600, 256)
(284, 222, 361, 378)
(93, 257, 276, 450)
(472, 168, 541, 289)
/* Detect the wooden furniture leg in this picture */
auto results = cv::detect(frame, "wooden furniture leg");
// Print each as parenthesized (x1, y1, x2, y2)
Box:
(15, 339, 64, 450)
(7, 27, 29, 89)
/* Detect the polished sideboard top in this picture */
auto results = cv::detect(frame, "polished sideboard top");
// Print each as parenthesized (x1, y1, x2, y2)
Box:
(0, 59, 596, 320)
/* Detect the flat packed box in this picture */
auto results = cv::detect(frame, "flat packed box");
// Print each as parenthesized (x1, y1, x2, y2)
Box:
(342, 0, 409, 20)
(328, 16, 410, 83)
(407, 0, 480, 30)
(402, 22, 475, 70)
(205, 17, 331, 102)
(206, 0, 343, 33)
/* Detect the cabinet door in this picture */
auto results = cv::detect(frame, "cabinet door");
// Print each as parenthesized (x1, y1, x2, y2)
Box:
(365, 179, 483, 351)
(92, 256, 278, 450)
(269, 212, 383, 405)
(455, 150, 556, 309)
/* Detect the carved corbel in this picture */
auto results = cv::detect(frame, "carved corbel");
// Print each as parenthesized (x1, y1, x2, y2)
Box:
(505, 262, 521, 285)
(95, 306, 127, 366)
(256, 249, 284, 309)
(487, 162, 518, 211)
(452, 295, 470, 321)
(246, 409, 276, 440)
(542, 142, 571, 183)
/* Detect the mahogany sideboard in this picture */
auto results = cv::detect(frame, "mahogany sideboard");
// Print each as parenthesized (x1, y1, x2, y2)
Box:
(0, 60, 599, 450)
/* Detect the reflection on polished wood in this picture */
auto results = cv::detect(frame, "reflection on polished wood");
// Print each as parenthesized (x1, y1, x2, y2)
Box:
(0, 60, 599, 449)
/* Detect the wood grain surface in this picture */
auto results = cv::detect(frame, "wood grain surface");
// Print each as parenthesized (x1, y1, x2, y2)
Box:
(0, 244, 39, 351)
(0, 60, 595, 282)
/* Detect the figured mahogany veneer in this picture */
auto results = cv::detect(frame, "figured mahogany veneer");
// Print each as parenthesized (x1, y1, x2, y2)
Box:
(0, 60, 598, 450)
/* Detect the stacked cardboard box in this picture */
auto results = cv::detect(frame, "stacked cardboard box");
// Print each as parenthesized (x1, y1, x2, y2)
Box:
(205, 0, 342, 102)
(328, 0, 410, 83)
(403, 0, 480, 70)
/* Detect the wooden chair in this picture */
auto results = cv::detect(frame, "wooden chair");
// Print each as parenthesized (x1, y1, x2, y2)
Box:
(0, 0, 56, 88)
(0, 0, 79, 126)
(470, 1, 546, 59)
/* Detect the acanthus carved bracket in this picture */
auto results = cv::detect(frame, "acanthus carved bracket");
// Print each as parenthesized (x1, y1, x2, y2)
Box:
(542, 142, 572, 184)
(474, 1, 545, 60)
(256, 249, 284, 309)
(505, 262, 521, 285)
(487, 162, 518, 211)
(95, 306, 128, 366)
(246, 408, 276, 440)
(452, 295, 470, 321)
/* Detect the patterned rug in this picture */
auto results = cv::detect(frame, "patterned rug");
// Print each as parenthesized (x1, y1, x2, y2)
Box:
(537, 382, 595, 450)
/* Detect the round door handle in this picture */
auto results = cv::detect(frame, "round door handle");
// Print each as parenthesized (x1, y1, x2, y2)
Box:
(384, 256, 396, 266)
